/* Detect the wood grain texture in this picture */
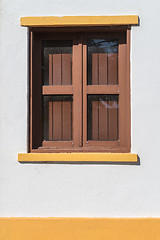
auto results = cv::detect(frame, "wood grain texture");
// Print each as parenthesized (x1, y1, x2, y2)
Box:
(49, 54, 53, 85)
(108, 100, 118, 140)
(108, 53, 118, 85)
(49, 101, 53, 140)
(53, 101, 62, 140)
(53, 54, 61, 85)
(62, 53, 72, 85)
(92, 101, 99, 140)
(99, 100, 108, 140)
(99, 53, 107, 85)
(92, 53, 99, 84)
(62, 101, 72, 140)
(42, 86, 73, 95)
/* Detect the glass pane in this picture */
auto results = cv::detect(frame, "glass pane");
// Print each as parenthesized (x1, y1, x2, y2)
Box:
(87, 95, 119, 141)
(87, 39, 118, 85)
(42, 41, 72, 86)
(43, 95, 73, 141)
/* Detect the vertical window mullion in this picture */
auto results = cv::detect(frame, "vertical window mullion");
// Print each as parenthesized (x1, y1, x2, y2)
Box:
(82, 38, 88, 147)
(118, 32, 130, 150)
(72, 36, 83, 147)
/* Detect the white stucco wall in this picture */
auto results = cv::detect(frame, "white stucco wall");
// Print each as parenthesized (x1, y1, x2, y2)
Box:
(0, 0, 160, 217)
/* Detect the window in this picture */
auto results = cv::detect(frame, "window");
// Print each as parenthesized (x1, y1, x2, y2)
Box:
(30, 29, 130, 153)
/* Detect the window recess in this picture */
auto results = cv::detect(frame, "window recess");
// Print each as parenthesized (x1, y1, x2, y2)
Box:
(30, 30, 130, 153)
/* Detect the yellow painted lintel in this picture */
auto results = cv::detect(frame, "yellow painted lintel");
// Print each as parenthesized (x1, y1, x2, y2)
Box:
(0, 218, 160, 240)
(20, 15, 139, 27)
(18, 153, 138, 162)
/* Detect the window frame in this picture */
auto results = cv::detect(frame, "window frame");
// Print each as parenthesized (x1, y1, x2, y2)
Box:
(29, 28, 131, 153)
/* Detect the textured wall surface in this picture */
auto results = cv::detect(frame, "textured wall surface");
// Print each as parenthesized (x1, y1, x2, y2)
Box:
(0, 0, 160, 217)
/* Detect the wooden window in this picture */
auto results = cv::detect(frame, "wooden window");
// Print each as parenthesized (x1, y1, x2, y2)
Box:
(30, 29, 130, 153)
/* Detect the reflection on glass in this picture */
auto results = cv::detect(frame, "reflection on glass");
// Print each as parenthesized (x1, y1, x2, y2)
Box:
(42, 41, 72, 86)
(87, 39, 118, 85)
(43, 95, 73, 141)
(88, 95, 119, 141)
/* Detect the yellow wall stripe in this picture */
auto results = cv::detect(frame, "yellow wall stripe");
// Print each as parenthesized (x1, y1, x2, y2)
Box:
(18, 153, 138, 162)
(0, 218, 160, 240)
(20, 15, 139, 27)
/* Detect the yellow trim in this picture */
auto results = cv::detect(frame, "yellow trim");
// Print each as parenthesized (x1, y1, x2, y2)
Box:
(18, 153, 138, 162)
(20, 15, 139, 27)
(0, 218, 160, 240)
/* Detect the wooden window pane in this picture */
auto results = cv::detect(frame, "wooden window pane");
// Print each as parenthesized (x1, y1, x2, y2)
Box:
(87, 95, 119, 140)
(87, 39, 118, 85)
(43, 96, 73, 141)
(42, 40, 72, 86)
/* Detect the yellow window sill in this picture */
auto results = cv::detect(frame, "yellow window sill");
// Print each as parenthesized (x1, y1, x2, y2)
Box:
(18, 153, 138, 163)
